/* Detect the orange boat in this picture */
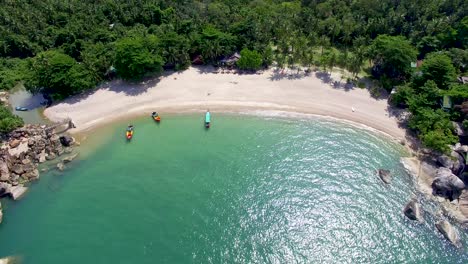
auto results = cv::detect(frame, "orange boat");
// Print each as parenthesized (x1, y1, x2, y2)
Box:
(126, 125, 134, 140)
(151, 112, 161, 122)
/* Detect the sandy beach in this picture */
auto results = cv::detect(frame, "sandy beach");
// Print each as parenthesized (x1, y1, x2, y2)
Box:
(44, 67, 405, 139)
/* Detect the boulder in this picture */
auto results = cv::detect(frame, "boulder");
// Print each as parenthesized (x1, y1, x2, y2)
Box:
(46, 153, 56, 161)
(432, 168, 465, 200)
(450, 151, 463, 174)
(59, 136, 74, 147)
(403, 199, 423, 222)
(437, 155, 454, 170)
(9, 185, 28, 200)
(38, 150, 46, 163)
(64, 147, 73, 154)
(57, 162, 65, 171)
(0, 201, 2, 224)
(21, 159, 31, 165)
(23, 169, 39, 180)
(8, 139, 20, 149)
(378, 169, 392, 184)
(436, 220, 462, 248)
(0, 161, 9, 181)
(11, 164, 24, 175)
(62, 153, 78, 164)
(27, 138, 35, 146)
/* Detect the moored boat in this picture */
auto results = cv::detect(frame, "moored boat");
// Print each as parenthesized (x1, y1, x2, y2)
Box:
(126, 125, 134, 140)
(151, 112, 161, 122)
(15, 106, 28, 111)
(205, 111, 211, 128)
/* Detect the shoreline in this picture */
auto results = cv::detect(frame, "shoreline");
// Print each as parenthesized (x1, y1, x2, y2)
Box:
(43, 67, 406, 141)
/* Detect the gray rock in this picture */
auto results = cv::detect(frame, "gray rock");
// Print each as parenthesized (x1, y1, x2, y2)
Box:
(24, 169, 39, 180)
(450, 151, 463, 174)
(46, 153, 56, 161)
(403, 199, 423, 222)
(432, 167, 465, 200)
(64, 147, 73, 154)
(62, 153, 78, 163)
(57, 162, 65, 171)
(9, 184, 28, 200)
(21, 159, 31, 165)
(38, 150, 46, 163)
(437, 155, 454, 169)
(0, 161, 9, 181)
(23, 162, 35, 172)
(0, 201, 2, 224)
(11, 164, 24, 175)
(59, 135, 74, 147)
(436, 220, 462, 248)
(378, 169, 391, 184)
(28, 138, 35, 146)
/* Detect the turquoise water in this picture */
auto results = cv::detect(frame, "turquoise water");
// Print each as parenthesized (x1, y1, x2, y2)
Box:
(0, 114, 466, 263)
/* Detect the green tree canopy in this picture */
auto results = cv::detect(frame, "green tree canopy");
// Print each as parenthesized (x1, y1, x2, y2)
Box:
(369, 35, 417, 82)
(236, 48, 263, 71)
(0, 104, 24, 134)
(24, 50, 96, 100)
(114, 36, 164, 80)
(420, 53, 457, 89)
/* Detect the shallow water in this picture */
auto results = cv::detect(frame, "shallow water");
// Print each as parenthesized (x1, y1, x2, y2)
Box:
(8, 85, 48, 125)
(0, 115, 466, 263)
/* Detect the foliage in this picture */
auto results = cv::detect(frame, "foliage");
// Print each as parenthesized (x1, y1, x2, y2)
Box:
(369, 35, 417, 83)
(408, 108, 457, 153)
(24, 50, 96, 100)
(420, 53, 457, 89)
(0, 58, 27, 90)
(236, 48, 262, 71)
(463, 120, 468, 130)
(114, 36, 164, 80)
(0, 104, 23, 134)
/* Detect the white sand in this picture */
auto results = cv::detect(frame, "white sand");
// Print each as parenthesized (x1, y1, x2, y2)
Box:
(44, 67, 405, 139)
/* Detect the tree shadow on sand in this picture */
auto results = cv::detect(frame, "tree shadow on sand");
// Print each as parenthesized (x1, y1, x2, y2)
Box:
(47, 71, 177, 107)
(269, 68, 308, 81)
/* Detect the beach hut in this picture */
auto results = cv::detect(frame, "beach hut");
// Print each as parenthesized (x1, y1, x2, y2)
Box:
(442, 95, 452, 110)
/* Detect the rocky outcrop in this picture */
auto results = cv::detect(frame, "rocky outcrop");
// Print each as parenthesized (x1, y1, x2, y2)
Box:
(378, 169, 391, 184)
(437, 151, 464, 175)
(432, 168, 465, 201)
(0, 124, 79, 223)
(404, 199, 423, 222)
(436, 220, 462, 248)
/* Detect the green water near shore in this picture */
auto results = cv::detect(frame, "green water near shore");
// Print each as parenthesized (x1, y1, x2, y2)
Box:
(0, 114, 467, 263)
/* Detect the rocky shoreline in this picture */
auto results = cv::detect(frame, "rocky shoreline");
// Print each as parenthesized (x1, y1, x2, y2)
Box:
(0, 124, 78, 224)
(399, 142, 468, 248)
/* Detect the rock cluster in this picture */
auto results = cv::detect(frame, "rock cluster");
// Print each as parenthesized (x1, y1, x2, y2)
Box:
(432, 167, 465, 201)
(0, 125, 78, 223)
(0, 125, 75, 187)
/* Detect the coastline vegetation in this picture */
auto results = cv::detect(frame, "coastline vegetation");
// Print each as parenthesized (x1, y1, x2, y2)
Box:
(0, 0, 467, 151)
